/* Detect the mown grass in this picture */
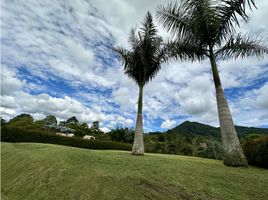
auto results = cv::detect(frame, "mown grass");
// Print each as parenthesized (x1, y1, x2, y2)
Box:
(1, 142, 268, 200)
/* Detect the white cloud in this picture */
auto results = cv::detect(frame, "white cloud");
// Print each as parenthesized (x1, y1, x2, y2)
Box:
(1, 65, 25, 95)
(100, 127, 110, 133)
(0, 90, 135, 129)
(112, 86, 137, 111)
(256, 84, 268, 108)
(176, 75, 216, 115)
(218, 57, 267, 89)
(90, 0, 167, 46)
(224, 83, 268, 127)
(160, 119, 177, 129)
(1, 0, 117, 88)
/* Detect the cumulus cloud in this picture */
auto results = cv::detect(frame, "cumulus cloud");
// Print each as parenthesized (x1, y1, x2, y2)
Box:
(0, 90, 134, 129)
(256, 84, 268, 108)
(176, 75, 216, 115)
(100, 127, 111, 133)
(160, 119, 177, 129)
(1, 65, 25, 95)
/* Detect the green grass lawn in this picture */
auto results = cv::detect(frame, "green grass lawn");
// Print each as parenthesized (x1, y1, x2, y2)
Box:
(1, 142, 268, 200)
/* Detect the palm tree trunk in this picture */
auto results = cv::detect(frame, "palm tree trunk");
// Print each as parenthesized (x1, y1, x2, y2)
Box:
(209, 48, 247, 166)
(132, 85, 145, 155)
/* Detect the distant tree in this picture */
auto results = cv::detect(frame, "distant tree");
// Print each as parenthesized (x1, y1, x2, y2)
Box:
(66, 116, 79, 124)
(33, 120, 45, 129)
(59, 121, 67, 126)
(114, 12, 167, 155)
(66, 122, 90, 137)
(181, 145, 193, 156)
(90, 121, 100, 132)
(157, 134, 166, 142)
(44, 115, 57, 126)
(245, 133, 262, 141)
(7, 114, 34, 128)
(109, 127, 134, 143)
(80, 123, 89, 130)
(242, 135, 268, 168)
(125, 128, 135, 143)
(9, 114, 33, 122)
(1, 117, 7, 127)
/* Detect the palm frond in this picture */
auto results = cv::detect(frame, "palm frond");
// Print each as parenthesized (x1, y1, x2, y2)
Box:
(157, 0, 219, 47)
(141, 12, 157, 41)
(166, 39, 207, 61)
(216, 0, 256, 40)
(156, 1, 190, 39)
(113, 47, 130, 67)
(215, 34, 268, 59)
(128, 29, 139, 50)
(145, 40, 168, 84)
(188, 0, 226, 47)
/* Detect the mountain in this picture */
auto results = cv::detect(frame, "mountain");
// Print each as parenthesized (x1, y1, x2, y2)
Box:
(167, 121, 268, 138)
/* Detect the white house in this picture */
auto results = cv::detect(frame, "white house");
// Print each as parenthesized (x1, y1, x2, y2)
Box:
(56, 132, 74, 137)
(83, 135, 96, 140)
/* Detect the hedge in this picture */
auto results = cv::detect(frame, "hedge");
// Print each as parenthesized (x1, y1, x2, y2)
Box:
(242, 135, 268, 169)
(1, 127, 132, 151)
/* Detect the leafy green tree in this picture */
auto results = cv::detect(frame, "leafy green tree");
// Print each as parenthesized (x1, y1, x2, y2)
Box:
(44, 115, 57, 126)
(245, 133, 262, 141)
(157, 0, 267, 166)
(1, 117, 7, 127)
(66, 116, 79, 124)
(157, 134, 166, 142)
(242, 135, 268, 168)
(7, 114, 34, 128)
(181, 145, 193, 156)
(114, 12, 167, 155)
(65, 122, 91, 137)
(109, 127, 134, 143)
(80, 123, 89, 130)
(59, 121, 67, 126)
(90, 121, 100, 132)
(33, 120, 45, 129)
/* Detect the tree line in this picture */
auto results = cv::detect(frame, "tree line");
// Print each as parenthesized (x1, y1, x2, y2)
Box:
(1, 114, 103, 136)
(2, 113, 267, 168)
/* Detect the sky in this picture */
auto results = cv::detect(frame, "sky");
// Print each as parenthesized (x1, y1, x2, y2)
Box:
(1, 0, 268, 132)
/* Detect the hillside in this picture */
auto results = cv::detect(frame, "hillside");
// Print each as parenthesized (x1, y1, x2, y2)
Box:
(2, 142, 268, 200)
(167, 121, 268, 138)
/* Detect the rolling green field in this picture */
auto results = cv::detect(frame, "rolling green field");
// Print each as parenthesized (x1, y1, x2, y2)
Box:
(1, 142, 268, 200)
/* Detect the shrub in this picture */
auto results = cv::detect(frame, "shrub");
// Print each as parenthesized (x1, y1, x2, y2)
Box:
(144, 141, 156, 153)
(181, 145, 193, 155)
(1, 127, 132, 151)
(108, 128, 134, 143)
(242, 135, 268, 169)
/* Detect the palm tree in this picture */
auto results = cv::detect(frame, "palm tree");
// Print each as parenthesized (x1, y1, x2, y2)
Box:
(157, 0, 267, 166)
(114, 12, 167, 155)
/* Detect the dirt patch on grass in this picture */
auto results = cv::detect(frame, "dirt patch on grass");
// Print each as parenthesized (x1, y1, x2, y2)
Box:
(138, 179, 191, 200)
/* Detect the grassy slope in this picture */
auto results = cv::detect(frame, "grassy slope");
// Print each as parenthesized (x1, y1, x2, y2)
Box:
(1, 142, 268, 200)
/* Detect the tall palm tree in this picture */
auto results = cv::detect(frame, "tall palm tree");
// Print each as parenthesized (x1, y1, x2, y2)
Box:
(114, 12, 167, 155)
(157, 0, 267, 166)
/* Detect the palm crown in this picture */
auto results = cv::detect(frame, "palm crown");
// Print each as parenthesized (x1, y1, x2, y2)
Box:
(114, 12, 167, 87)
(156, 0, 268, 61)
